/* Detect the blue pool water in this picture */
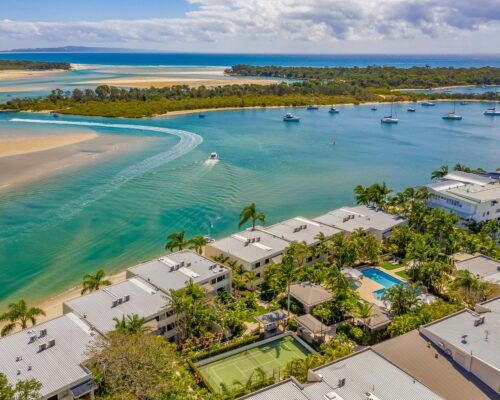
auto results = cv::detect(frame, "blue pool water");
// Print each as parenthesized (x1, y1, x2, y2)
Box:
(361, 268, 406, 300)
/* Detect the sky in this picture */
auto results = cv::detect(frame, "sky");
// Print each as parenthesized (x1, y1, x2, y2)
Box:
(1, 0, 499, 54)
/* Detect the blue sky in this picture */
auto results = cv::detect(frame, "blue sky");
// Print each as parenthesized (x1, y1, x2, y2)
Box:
(1, 0, 499, 53)
(2, 0, 193, 22)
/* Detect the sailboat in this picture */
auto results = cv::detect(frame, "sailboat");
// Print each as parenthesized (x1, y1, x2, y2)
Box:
(442, 102, 462, 120)
(484, 92, 500, 116)
(381, 103, 398, 124)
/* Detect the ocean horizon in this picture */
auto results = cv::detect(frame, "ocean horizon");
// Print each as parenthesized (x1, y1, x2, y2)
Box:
(1, 52, 500, 68)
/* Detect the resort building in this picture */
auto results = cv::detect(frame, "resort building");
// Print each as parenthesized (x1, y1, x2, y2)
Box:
(261, 217, 341, 247)
(375, 330, 499, 400)
(63, 278, 170, 337)
(204, 228, 289, 277)
(0, 313, 103, 400)
(425, 171, 500, 222)
(419, 297, 500, 394)
(313, 205, 407, 241)
(240, 348, 443, 400)
(126, 250, 231, 298)
(452, 253, 500, 284)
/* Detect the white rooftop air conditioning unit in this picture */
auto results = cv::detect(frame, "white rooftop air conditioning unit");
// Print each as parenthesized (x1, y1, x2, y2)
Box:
(186, 262, 191, 267)
(124, 295, 130, 302)
(29, 335, 37, 343)
(302, 224, 307, 229)
(38, 343, 47, 352)
(39, 329, 47, 337)
(47, 339, 56, 347)
(111, 300, 118, 308)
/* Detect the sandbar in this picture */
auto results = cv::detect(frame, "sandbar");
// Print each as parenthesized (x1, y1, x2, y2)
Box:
(0, 69, 68, 81)
(0, 132, 98, 157)
(79, 76, 278, 88)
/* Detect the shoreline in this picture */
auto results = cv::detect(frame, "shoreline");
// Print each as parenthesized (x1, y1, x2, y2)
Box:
(156, 99, 494, 118)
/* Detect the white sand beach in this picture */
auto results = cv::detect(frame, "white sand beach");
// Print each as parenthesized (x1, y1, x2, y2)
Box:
(0, 69, 68, 81)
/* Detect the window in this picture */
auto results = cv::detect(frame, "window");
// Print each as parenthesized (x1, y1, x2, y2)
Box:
(265, 258, 270, 264)
(307, 256, 313, 263)
(211, 278, 217, 284)
(166, 323, 175, 331)
(255, 261, 261, 268)
(166, 309, 174, 317)
(217, 274, 226, 282)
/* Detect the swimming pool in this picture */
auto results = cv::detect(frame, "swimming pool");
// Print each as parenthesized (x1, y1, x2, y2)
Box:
(361, 268, 406, 300)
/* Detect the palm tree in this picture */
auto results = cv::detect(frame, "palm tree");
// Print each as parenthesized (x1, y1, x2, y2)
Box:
(354, 185, 370, 205)
(280, 254, 298, 314)
(450, 270, 490, 308)
(165, 230, 188, 252)
(188, 235, 207, 254)
(243, 271, 259, 291)
(213, 254, 230, 264)
(81, 269, 111, 295)
(238, 203, 265, 230)
(381, 284, 418, 316)
(0, 300, 46, 336)
(431, 165, 449, 180)
(113, 314, 149, 334)
(353, 301, 377, 332)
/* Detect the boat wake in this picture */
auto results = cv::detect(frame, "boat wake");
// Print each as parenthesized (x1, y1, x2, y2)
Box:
(3, 118, 203, 240)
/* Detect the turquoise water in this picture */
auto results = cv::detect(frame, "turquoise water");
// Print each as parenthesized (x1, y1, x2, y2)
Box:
(0, 101, 499, 307)
(2, 53, 499, 67)
(362, 268, 406, 300)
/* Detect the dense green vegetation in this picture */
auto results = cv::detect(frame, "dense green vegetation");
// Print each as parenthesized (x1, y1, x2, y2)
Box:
(0, 59, 71, 71)
(228, 65, 500, 88)
(0, 372, 41, 400)
(2, 78, 496, 118)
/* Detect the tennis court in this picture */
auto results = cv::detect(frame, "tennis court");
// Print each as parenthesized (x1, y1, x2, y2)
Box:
(197, 335, 312, 392)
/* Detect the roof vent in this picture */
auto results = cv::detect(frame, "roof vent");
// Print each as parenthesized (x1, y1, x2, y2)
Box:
(17, 370, 21, 376)
(338, 378, 346, 387)
(325, 391, 345, 400)
(29, 334, 37, 343)
(15, 356, 22, 362)
(27, 365, 32, 371)
(474, 316, 485, 326)
(461, 334, 468, 343)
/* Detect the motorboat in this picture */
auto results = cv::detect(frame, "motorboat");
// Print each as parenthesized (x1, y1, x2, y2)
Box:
(407, 107, 416, 112)
(307, 105, 319, 110)
(421, 101, 436, 106)
(442, 103, 462, 120)
(484, 107, 500, 116)
(329, 106, 340, 113)
(208, 152, 219, 160)
(52, 113, 59, 118)
(283, 112, 300, 122)
(198, 113, 205, 118)
(370, 106, 377, 111)
(460, 102, 468, 105)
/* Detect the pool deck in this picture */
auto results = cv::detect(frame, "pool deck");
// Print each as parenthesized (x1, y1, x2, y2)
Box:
(356, 266, 408, 305)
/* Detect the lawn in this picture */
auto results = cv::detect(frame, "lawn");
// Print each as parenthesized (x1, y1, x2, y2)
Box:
(197, 335, 311, 392)
(396, 270, 409, 279)
(379, 261, 401, 270)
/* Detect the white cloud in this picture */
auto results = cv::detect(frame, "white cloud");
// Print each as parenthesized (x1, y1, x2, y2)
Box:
(0, 0, 499, 50)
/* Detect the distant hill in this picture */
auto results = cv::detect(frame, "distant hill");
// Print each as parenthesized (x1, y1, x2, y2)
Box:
(3, 46, 147, 53)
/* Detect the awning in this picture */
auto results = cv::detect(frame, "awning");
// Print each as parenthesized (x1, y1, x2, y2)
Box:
(70, 379, 97, 398)
(255, 309, 288, 326)
(341, 268, 363, 280)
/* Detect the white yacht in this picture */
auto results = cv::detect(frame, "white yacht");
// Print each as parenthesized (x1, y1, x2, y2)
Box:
(329, 106, 340, 113)
(307, 105, 319, 110)
(283, 113, 300, 122)
(407, 107, 416, 112)
(442, 103, 462, 120)
(209, 152, 219, 160)
(370, 106, 377, 111)
(381, 104, 399, 124)
(421, 101, 436, 106)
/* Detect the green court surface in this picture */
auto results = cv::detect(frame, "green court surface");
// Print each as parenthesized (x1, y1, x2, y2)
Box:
(198, 335, 311, 392)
